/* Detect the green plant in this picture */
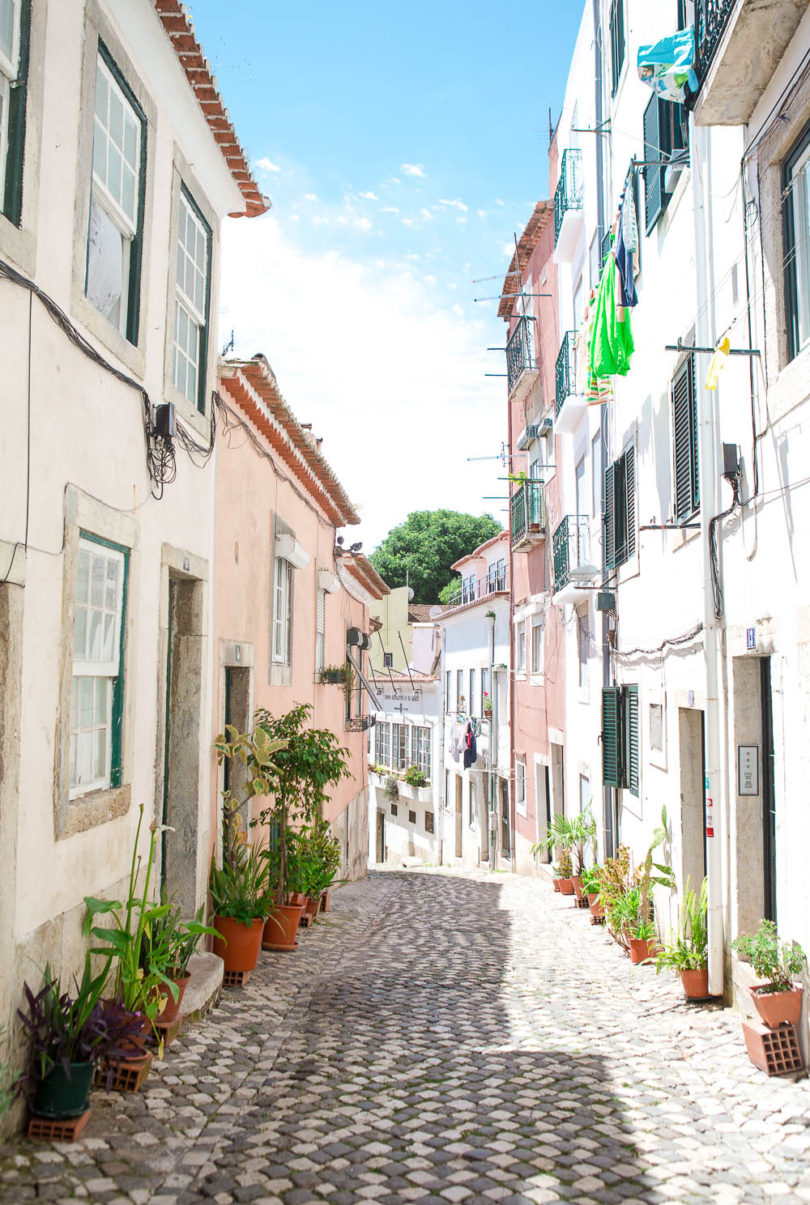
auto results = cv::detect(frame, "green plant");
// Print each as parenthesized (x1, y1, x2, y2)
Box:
(213, 722, 288, 854)
(553, 849, 573, 879)
(319, 665, 347, 684)
(83, 805, 173, 1024)
(580, 865, 602, 896)
(637, 809, 675, 925)
(732, 919, 807, 993)
(629, 917, 656, 942)
(656, 877, 708, 974)
(0, 1026, 13, 1117)
(608, 884, 641, 936)
(370, 764, 388, 776)
(146, 899, 218, 978)
(532, 808, 596, 875)
(294, 819, 344, 899)
(384, 775, 399, 799)
(403, 765, 428, 788)
(209, 837, 275, 925)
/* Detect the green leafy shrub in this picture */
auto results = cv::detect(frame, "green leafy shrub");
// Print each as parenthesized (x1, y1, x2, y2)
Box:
(403, 765, 428, 788)
(732, 919, 806, 993)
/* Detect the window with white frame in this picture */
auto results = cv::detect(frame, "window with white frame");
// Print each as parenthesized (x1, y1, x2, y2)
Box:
(0, 0, 29, 227)
(315, 588, 325, 672)
(70, 536, 127, 797)
(468, 778, 476, 826)
(469, 668, 476, 716)
(456, 668, 463, 711)
(785, 126, 810, 362)
(481, 666, 489, 714)
(172, 187, 211, 410)
(530, 614, 544, 674)
(517, 621, 526, 674)
(578, 608, 589, 689)
(376, 721, 391, 767)
(393, 723, 409, 770)
(445, 670, 451, 709)
(413, 726, 431, 780)
(86, 48, 145, 342)
(272, 558, 293, 665)
(515, 757, 526, 815)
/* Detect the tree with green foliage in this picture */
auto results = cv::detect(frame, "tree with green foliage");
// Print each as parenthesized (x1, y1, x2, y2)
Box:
(370, 510, 502, 604)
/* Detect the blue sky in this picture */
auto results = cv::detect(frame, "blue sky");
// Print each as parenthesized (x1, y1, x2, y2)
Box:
(187, 1, 584, 554)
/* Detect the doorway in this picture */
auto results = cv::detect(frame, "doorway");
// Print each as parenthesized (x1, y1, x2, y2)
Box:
(454, 775, 463, 858)
(535, 763, 551, 862)
(375, 808, 385, 863)
(550, 742, 565, 821)
(677, 707, 707, 891)
(761, 658, 777, 922)
(500, 778, 510, 857)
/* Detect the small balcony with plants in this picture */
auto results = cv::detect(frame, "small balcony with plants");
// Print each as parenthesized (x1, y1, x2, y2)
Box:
(511, 480, 546, 551)
(553, 148, 583, 263)
(505, 314, 540, 403)
(554, 330, 586, 435)
(552, 514, 599, 606)
(693, 0, 807, 127)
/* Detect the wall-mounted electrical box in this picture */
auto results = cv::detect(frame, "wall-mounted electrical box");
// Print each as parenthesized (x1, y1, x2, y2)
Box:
(154, 402, 176, 438)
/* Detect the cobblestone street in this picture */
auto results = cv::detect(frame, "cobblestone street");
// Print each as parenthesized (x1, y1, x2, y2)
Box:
(2, 869, 810, 1205)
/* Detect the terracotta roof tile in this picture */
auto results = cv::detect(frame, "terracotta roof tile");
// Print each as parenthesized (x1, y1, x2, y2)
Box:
(498, 201, 552, 319)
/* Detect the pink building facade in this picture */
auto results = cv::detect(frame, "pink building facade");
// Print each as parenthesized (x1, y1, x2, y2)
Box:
(213, 355, 387, 880)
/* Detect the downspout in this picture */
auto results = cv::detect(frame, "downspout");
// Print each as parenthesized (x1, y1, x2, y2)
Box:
(437, 624, 446, 866)
(693, 122, 726, 1000)
(592, 0, 615, 855)
(484, 611, 495, 863)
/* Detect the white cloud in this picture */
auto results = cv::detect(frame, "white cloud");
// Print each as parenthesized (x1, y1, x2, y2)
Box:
(477, 209, 487, 221)
(256, 156, 282, 173)
(401, 163, 426, 178)
(438, 198, 468, 213)
(424, 275, 437, 286)
(303, 193, 318, 201)
(358, 190, 379, 201)
(355, 217, 373, 231)
(420, 208, 434, 220)
(380, 205, 399, 214)
(495, 198, 505, 207)
(219, 216, 504, 552)
(401, 217, 415, 227)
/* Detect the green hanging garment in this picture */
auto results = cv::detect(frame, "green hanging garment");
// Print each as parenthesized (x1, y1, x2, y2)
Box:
(589, 252, 634, 378)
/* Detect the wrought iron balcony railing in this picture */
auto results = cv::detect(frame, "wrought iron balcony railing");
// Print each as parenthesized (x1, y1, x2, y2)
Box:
(555, 331, 577, 417)
(511, 481, 545, 548)
(346, 714, 376, 733)
(554, 148, 583, 245)
(552, 514, 591, 593)
(505, 314, 536, 396)
(443, 566, 508, 611)
(694, 0, 736, 85)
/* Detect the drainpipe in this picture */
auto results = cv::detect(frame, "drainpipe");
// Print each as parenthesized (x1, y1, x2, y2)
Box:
(693, 122, 726, 999)
(485, 611, 495, 863)
(437, 624, 446, 866)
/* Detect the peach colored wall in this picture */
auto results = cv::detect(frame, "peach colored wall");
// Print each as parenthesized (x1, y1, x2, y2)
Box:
(210, 386, 370, 856)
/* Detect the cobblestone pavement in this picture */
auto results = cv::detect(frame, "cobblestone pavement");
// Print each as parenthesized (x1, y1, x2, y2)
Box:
(2, 869, 810, 1205)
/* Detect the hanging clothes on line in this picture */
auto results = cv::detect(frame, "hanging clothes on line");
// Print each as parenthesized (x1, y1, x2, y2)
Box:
(589, 252, 634, 378)
(614, 191, 638, 309)
(463, 721, 477, 769)
(578, 292, 614, 406)
(705, 335, 731, 390)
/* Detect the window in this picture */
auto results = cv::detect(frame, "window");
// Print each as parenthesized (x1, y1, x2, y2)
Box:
(456, 669, 463, 711)
(172, 187, 211, 410)
(86, 46, 145, 342)
(784, 125, 810, 362)
(393, 723, 409, 770)
(408, 810, 416, 825)
(575, 455, 587, 517)
(425, 810, 434, 834)
(649, 703, 664, 752)
(672, 355, 699, 521)
(481, 667, 490, 714)
(468, 779, 476, 826)
(469, 668, 476, 716)
(315, 589, 325, 672)
(413, 726, 431, 780)
(517, 621, 526, 675)
(0, 0, 29, 226)
(609, 0, 625, 97)
(604, 444, 636, 571)
(70, 535, 127, 797)
(591, 433, 602, 518)
(272, 558, 293, 664)
(602, 684, 639, 796)
(530, 615, 544, 675)
(577, 609, 589, 689)
(643, 94, 688, 234)
(515, 758, 526, 816)
(376, 722, 391, 768)
(445, 669, 451, 710)
(579, 774, 591, 815)
(383, 651, 393, 669)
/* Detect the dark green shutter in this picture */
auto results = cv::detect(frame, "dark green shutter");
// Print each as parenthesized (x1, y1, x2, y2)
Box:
(602, 687, 621, 788)
(643, 94, 664, 235)
(604, 462, 616, 571)
(624, 445, 636, 560)
(3, 0, 31, 225)
(610, 0, 625, 97)
(625, 685, 639, 796)
(673, 355, 697, 520)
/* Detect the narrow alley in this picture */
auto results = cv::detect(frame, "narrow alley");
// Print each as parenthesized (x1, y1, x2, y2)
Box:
(2, 870, 809, 1205)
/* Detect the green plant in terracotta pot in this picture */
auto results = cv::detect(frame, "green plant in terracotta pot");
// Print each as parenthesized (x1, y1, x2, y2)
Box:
(732, 918, 806, 1028)
(656, 877, 711, 1000)
(403, 765, 428, 789)
(145, 900, 218, 1023)
(296, 819, 344, 916)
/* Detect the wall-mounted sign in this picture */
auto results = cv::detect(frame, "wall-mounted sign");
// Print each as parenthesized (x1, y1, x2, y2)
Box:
(746, 627, 756, 650)
(738, 745, 760, 796)
(705, 795, 714, 839)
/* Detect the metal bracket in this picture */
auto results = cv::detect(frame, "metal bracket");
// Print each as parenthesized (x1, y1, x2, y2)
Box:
(665, 338, 761, 358)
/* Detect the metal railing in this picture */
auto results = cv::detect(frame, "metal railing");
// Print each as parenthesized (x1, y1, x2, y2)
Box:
(552, 515, 591, 593)
(443, 566, 508, 610)
(511, 481, 545, 545)
(346, 715, 376, 733)
(694, 0, 736, 86)
(555, 331, 577, 417)
(554, 148, 583, 244)
(505, 314, 536, 396)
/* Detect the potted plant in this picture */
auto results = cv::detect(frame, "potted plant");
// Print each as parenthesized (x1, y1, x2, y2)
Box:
(554, 849, 574, 894)
(568, 808, 597, 897)
(297, 819, 343, 916)
(732, 919, 807, 1028)
(581, 865, 604, 919)
(146, 901, 218, 1024)
(319, 665, 347, 685)
(16, 958, 143, 1123)
(482, 692, 492, 719)
(253, 704, 350, 950)
(403, 765, 428, 790)
(655, 877, 710, 999)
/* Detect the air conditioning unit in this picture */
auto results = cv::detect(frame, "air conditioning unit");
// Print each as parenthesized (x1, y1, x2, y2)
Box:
(516, 424, 539, 451)
(539, 415, 554, 433)
(346, 627, 370, 650)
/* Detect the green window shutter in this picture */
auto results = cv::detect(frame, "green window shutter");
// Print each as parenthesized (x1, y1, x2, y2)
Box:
(3, 0, 31, 226)
(604, 461, 616, 571)
(602, 687, 621, 788)
(625, 685, 639, 796)
(624, 445, 636, 560)
(643, 95, 664, 235)
(672, 355, 698, 520)
(610, 0, 625, 97)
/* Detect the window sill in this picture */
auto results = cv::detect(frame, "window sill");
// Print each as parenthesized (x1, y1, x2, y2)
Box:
(668, 518, 700, 553)
(68, 289, 146, 382)
(60, 782, 131, 838)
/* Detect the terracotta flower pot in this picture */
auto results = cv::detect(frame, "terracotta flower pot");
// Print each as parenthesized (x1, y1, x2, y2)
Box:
(558, 878, 575, 896)
(628, 937, 656, 964)
(587, 892, 604, 919)
(749, 983, 803, 1029)
(571, 876, 584, 899)
(681, 967, 710, 1000)
(303, 895, 319, 925)
(552, 878, 562, 893)
(320, 890, 330, 913)
(262, 903, 304, 950)
(287, 892, 307, 908)
(159, 973, 191, 1024)
(212, 915, 264, 973)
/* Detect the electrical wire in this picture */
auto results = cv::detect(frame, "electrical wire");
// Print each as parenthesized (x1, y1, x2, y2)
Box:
(614, 622, 704, 660)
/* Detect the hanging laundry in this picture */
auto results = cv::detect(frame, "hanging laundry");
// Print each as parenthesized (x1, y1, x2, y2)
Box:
(637, 28, 698, 104)
(589, 253, 634, 378)
(581, 292, 614, 406)
(463, 721, 477, 769)
(705, 335, 731, 390)
(614, 195, 638, 309)
(622, 184, 640, 278)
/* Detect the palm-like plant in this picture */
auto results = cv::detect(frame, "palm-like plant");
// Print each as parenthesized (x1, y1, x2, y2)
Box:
(656, 877, 708, 973)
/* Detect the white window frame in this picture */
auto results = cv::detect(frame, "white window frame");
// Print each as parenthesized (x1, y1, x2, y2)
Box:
(515, 757, 527, 817)
(530, 614, 544, 676)
(376, 721, 391, 768)
(315, 587, 325, 672)
(172, 187, 210, 408)
(69, 537, 125, 799)
(393, 723, 409, 770)
(517, 621, 526, 676)
(577, 608, 589, 691)
(272, 557, 293, 665)
(413, 726, 431, 780)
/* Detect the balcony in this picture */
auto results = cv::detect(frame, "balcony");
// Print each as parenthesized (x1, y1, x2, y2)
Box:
(346, 715, 376, 733)
(554, 331, 586, 435)
(443, 566, 508, 612)
(693, 0, 807, 126)
(552, 515, 599, 606)
(505, 314, 540, 403)
(553, 149, 583, 263)
(511, 481, 546, 551)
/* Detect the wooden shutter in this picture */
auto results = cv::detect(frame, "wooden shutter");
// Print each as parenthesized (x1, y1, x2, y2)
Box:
(672, 355, 697, 520)
(624, 445, 636, 560)
(604, 461, 616, 571)
(643, 94, 664, 235)
(625, 685, 639, 796)
(602, 687, 621, 788)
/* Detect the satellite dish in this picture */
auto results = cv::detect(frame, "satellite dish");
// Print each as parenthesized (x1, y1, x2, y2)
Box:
(407, 587, 414, 601)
